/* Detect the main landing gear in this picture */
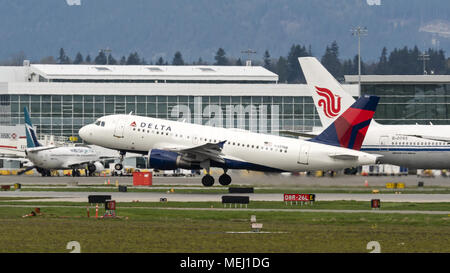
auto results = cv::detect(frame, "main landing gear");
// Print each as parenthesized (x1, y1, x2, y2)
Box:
(201, 169, 232, 187)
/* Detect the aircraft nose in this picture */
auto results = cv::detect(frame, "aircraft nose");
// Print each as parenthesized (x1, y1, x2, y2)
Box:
(78, 125, 92, 141)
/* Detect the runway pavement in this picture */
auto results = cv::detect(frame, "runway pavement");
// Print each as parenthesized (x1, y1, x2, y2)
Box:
(1, 172, 450, 187)
(1, 190, 449, 203)
(0, 173, 449, 203)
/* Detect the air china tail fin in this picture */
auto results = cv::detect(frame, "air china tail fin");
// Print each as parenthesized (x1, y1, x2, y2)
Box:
(309, 95, 379, 151)
(298, 57, 374, 128)
(24, 107, 41, 148)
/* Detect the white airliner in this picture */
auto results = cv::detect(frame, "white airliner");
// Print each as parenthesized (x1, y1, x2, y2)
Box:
(79, 95, 381, 186)
(19, 107, 106, 176)
(299, 57, 450, 169)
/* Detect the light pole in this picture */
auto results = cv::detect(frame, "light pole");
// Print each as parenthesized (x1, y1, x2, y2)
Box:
(100, 48, 112, 65)
(351, 26, 368, 94)
(241, 49, 256, 66)
(418, 51, 430, 75)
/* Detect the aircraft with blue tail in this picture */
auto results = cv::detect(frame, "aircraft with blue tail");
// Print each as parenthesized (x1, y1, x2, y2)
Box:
(19, 107, 106, 176)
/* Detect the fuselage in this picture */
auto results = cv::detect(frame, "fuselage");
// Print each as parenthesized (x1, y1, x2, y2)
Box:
(79, 114, 378, 172)
(362, 123, 450, 169)
(311, 123, 450, 169)
(26, 146, 98, 169)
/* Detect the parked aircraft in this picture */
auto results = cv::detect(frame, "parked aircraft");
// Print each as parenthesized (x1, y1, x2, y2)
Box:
(299, 57, 450, 169)
(79, 95, 381, 186)
(19, 107, 106, 176)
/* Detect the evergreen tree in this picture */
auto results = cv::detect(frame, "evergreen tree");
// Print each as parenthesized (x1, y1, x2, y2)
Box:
(428, 48, 446, 74)
(321, 41, 342, 79)
(94, 51, 107, 65)
(126, 52, 141, 65)
(214, 48, 228, 65)
(235, 58, 243, 66)
(119, 56, 126, 65)
(107, 54, 117, 65)
(172, 51, 184, 65)
(263, 50, 271, 70)
(388, 46, 422, 74)
(275, 56, 289, 83)
(73, 52, 83, 64)
(156, 57, 165, 65)
(85, 54, 92, 64)
(287, 44, 309, 83)
(352, 54, 365, 75)
(374, 47, 389, 74)
(57, 48, 71, 64)
(194, 57, 207, 65)
(341, 58, 354, 76)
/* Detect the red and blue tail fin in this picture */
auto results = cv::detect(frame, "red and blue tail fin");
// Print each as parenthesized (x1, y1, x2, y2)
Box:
(309, 95, 379, 150)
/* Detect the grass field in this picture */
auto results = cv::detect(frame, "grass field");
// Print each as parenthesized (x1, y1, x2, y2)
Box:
(0, 201, 449, 253)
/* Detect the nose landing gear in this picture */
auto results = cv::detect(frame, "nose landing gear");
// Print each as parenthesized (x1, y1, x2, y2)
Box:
(114, 150, 126, 171)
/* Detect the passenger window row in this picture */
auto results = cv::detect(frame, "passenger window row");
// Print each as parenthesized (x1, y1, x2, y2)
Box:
(392, 141, 449, 146)
(132, 127, 289, 153)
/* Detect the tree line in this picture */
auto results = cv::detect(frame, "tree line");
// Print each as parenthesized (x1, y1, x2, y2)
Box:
(6, 42, 450, 83)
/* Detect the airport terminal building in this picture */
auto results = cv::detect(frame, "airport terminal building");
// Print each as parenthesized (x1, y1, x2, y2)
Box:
(1, 62, 450, 143)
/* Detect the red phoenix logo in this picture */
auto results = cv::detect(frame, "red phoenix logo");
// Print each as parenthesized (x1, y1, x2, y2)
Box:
(315, 86, 341, 118)
(130, 121, 136, 127)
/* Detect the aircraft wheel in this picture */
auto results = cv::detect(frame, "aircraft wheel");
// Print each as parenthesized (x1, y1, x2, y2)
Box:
(115, 163, 123, 171)
(201, 174, 215, 187)
(218, 173, 232, 186)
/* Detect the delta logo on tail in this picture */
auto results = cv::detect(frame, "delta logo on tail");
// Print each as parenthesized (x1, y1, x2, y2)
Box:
(310, 95, 379, 151)
(315, 86, 341, 118)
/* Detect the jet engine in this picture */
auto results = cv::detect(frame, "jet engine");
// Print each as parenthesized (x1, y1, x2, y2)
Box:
(148, 149, 201, 170)
(87, 161, 105, 174)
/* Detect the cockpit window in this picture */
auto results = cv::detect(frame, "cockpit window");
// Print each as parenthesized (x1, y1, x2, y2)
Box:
(101, 121, 105, 127)
(95, 120, 101, 126)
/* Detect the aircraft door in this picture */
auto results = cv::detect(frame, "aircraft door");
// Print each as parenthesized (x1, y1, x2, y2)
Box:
(113, 119, 126, 138)
(379, 136, 389, 151)
(297, 144, 310, 165)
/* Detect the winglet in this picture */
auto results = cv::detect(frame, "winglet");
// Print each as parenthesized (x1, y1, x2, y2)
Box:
(217, 140, 227, 149)
(24, 107, 41, 148)
(309, 95, 379, 150)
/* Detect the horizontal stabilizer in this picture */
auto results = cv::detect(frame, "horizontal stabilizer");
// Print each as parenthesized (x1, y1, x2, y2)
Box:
(328, 154, 358, 160)
(278, 130, 318, 138)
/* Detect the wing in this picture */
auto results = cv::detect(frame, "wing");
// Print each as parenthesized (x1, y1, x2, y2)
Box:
(26, 146, 59, 153)
(158, 141, 227, 164)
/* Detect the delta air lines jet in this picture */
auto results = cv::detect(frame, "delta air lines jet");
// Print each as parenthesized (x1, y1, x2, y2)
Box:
(299, 57, 450, 169)
(79, 96, 381, 186)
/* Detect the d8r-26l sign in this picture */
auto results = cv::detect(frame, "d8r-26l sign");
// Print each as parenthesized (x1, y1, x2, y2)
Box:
(283, 193, 315, 202)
